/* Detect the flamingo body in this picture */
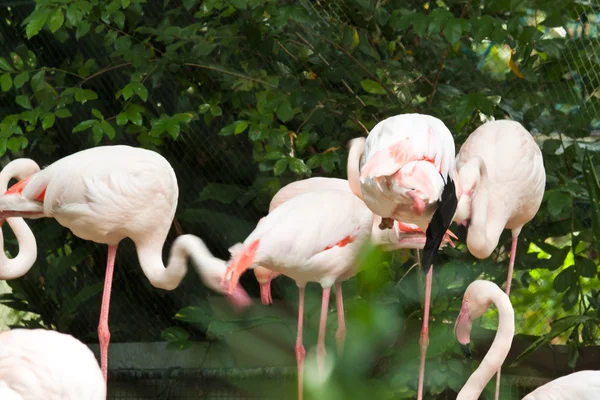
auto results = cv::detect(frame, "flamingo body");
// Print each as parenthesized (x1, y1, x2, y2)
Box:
(522, 371, 600, 400)
(0, 329, 105, 400)
(0, 145, 249, 382)
(455, 120, 546, 259)
(358, 113, 460, 229)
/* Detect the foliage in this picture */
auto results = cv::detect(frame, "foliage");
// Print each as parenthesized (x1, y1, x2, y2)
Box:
(0, 0, 599, 397)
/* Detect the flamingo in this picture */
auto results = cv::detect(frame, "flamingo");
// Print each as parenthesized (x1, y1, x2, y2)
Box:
(224, 189, 374, 400)
(454, 280, 514, 400)
(347, 114, 461, 400)
(0, 328, 105, 399)
(522, 371, 600, 399)
(454, 281, 600, 400)
(0, 145, 250, 382)
(454, 120, 546, 397)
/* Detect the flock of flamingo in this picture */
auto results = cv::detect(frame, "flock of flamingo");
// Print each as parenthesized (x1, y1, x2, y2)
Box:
(0, 114, 597, 399)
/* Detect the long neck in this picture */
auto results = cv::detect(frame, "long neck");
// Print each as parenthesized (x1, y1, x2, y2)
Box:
(135, 233, 222, 291)
(457, 288, 515, 399)
(463, 157, 492, 257)
(347, 137, 365, 200)
(0, 160, 39, 279)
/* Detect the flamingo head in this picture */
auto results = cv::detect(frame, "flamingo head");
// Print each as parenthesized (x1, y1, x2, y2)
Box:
(454, 280, 494, 358)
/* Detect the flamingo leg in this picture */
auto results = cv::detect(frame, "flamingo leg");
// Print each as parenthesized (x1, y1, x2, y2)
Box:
(98, 244, 117, 383)
(317, 287, 331, 375)
(335, 282, 346, 356)
(494, 235, 518, 400)
(296, 287, 306, 400)
(417, 266, 433, 400)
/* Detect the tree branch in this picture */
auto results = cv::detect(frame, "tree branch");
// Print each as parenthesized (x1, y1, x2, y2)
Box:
(183, 63, 277, 88)
(78, 63, 133, 87)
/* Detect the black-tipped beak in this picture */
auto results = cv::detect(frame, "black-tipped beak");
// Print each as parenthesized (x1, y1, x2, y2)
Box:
(460, 343, 472, 358)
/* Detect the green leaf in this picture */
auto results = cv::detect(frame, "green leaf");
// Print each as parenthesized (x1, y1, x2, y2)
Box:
(547, 190, 572, 217)
(116, 112, 128, 125)
(234, 121, 249, 134)
(26, 8, 49, 39)
(0, 57, 15, 73)
(100, 120, 116, 140)
(92, 123, 103, 144)
(210, 105, 222, 116)
(74, 88, 98, 103)
(360, 79, 386, 95)
(442, 18, 462, 45)
(411, 13, 428, 37)
(91, 108, 103, 120)
(174, 305, 212, 323)
(48, 8, 65, 33)
(13, 72, 29, 89)
(30, 70, 45, 92)
(42, 113, 55, 130)
(273, 158, 288, 176)
(577, 257, 597, 279)
(121, 0, 131, 7)
(165, 119, 179, 139)
(55, 108, 72, 118)
(72, 119, 97, 133)
(0, 74, 12, 92)
(7, 137, 23, 153)
(10, 53, 23, 71)
(161, 326, 190, 342)
(76, 20, 91, 40)
(125, 104, 144, 126)
(15, 95, 32, 109)
(288, 158, 311, 176)
(66, 4, 84, 26)
(276, 100, 294, 122)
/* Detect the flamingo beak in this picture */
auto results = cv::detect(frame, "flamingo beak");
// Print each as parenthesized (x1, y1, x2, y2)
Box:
(454, 300, 472, 358)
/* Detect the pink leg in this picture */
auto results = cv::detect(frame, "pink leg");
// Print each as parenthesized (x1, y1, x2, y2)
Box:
(98, 245, 118, 383)
(317, 286, 331, 375)
(296, 287, 306, 400)
(335, 282, 346, 356)
(417, 266, 433, 400)
(494, 236, 518, 400)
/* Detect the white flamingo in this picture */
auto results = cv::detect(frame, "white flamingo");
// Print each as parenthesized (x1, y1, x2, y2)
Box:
(454, 280, 600, 400)
(224, 189, 374, 400)
(347, 114, 461, 400)
(454, 120, 546, 397)
(0, 328, 105, 400)
(0, 145, 250, 382)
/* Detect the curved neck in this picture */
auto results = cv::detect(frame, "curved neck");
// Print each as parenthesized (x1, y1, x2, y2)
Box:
(0, 159, 40, 279)
(0, 218, 38, 280)
(347, 137, 365, 200)
(135, 233, 222, 292)
(457, 287, 515, 400)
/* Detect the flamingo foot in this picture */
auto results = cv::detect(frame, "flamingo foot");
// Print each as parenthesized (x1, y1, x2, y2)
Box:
(317, 287, 331, 376)
(98, 245, 118, 384)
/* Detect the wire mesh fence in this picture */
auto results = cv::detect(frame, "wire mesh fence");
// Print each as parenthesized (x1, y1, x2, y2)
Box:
(0, 0, 598, 398)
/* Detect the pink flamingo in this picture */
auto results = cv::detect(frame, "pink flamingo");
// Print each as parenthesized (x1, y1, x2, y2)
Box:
(522, 371, 600, 399)
(0, 328, 105, 399)
(0, 146, 250, 382)
(347, 114, 461, 400)
(454, 280, 514, 400)
(250, 180, 457, 371)
(224, 189, 374, 400)
(454, 120, 546, 398)
(454, 280, 600, 400)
